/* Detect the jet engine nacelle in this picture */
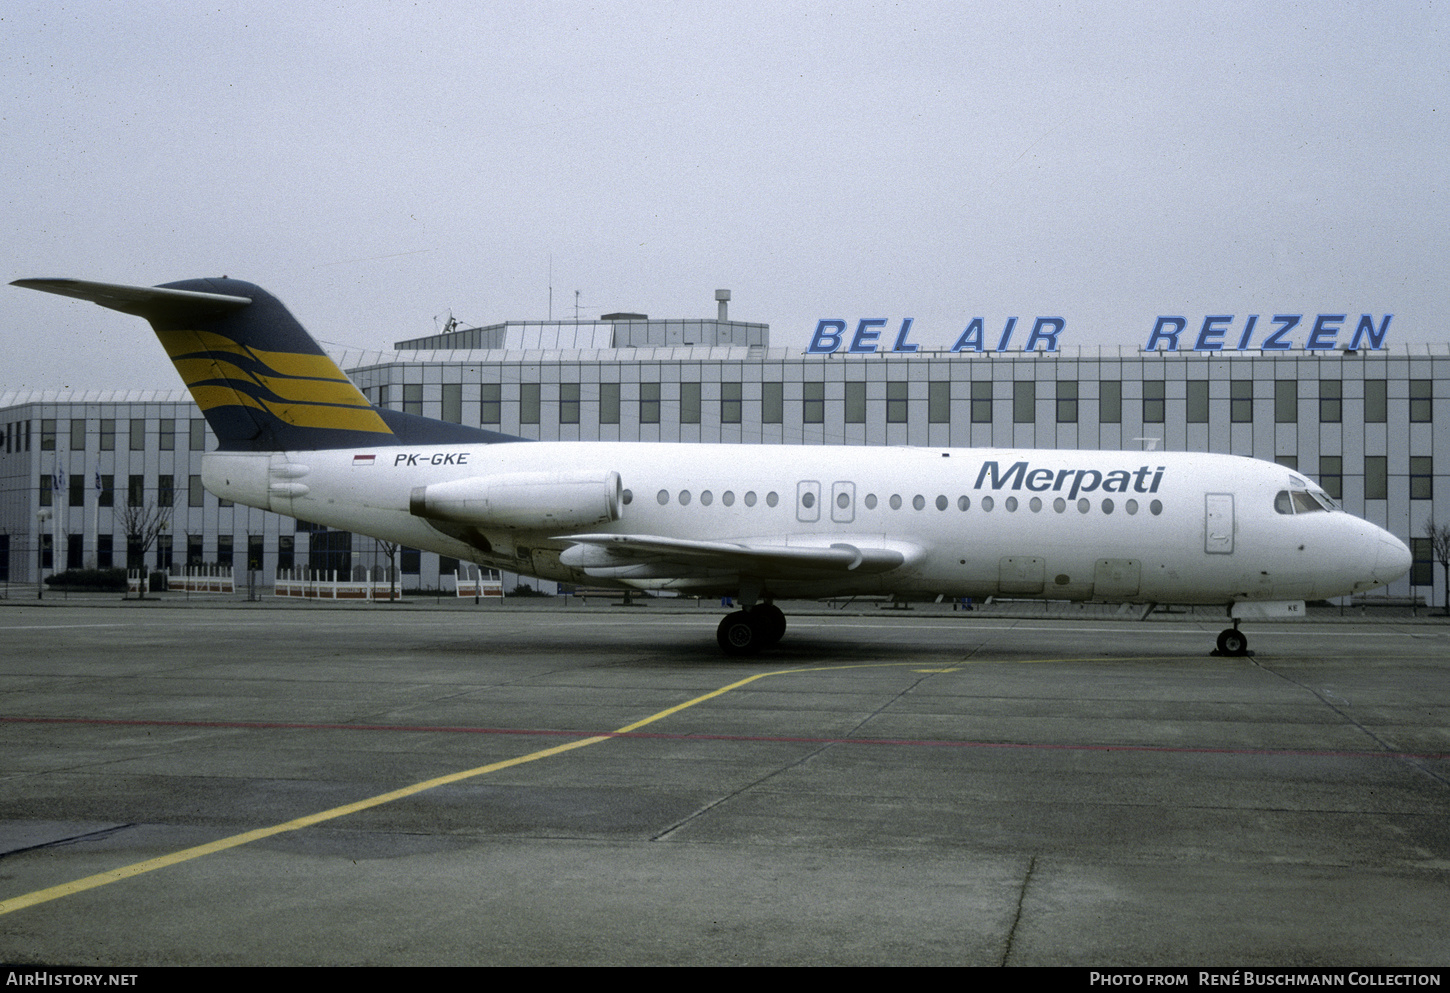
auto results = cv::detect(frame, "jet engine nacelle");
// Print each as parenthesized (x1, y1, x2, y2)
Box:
(409, 470, 622, 530)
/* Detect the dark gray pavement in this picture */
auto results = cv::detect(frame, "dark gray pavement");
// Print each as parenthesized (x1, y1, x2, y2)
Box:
(0, 597, 1446, 965)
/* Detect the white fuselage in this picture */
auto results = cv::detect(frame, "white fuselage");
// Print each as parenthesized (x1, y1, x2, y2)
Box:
(203, 443, 1409, 604)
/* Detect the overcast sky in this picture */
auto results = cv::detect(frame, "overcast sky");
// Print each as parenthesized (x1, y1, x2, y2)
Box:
(3, 1, 1445, 390)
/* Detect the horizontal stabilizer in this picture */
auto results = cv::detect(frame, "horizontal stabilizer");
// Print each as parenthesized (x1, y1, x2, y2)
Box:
(12, 278, 252, 321)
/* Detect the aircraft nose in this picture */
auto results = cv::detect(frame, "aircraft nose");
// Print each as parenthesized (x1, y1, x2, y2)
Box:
(1371, 533, 1412, 586)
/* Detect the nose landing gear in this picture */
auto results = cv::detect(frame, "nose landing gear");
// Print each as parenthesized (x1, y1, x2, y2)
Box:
(1215, 625, 1249, 657)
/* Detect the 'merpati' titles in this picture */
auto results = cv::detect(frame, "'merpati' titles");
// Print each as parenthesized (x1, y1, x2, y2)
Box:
(805, 315, 1393, 353)
(974, 460, 1165, 500)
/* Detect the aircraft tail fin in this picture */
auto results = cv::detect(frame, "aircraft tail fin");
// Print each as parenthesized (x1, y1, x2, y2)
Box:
(13, 276, 514, 452)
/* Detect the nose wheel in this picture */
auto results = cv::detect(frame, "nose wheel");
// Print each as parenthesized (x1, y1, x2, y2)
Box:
(1215, 627, 1249, 657)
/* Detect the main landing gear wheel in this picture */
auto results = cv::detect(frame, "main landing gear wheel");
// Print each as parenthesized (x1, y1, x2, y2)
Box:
(716, 606, 788, 656)
(1216, 628, 1249, 657)
(717, 611, 761, 656)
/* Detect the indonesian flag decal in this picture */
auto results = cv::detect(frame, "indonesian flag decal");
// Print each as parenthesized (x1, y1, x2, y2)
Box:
(352, 454, 376, 467)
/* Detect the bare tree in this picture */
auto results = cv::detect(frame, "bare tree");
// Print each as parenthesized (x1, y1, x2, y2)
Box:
(119, 501, 171, 599)
(1426, 517, 1450, 617)
(375, 538, 400, 602)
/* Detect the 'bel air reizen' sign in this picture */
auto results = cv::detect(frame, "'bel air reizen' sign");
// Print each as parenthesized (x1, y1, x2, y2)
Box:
(806, 315, 1393, 353)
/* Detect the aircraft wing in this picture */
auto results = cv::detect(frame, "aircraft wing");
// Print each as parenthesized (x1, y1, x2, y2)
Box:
(554, 532, 918, 580)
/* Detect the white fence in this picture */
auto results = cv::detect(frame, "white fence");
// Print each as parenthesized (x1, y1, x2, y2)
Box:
(129, 565, 236, 594)
(273, 568, 403, 601)
(454, 566, 504, 598)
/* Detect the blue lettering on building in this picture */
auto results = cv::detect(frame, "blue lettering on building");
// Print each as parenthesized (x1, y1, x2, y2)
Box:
(1144, 313, 1393, 351)
(809, 312, 1395, 353)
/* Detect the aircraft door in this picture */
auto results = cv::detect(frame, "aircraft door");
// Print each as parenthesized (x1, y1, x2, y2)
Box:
(830, 481, 855, 523)
(1205, 493, 1234, 554)
(797, 480, 821, 523)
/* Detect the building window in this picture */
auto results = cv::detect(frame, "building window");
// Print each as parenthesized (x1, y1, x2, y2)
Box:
(1230, 381, 1253, 423)
(559, 383, 580, 425)
(1364, 380, 1387, 423)
(1275, 380, 1298, 423)
(1013, 381, 1035, 423)
(762, 382, 784, 424)
(187, 535, 204, 567)
(1319, 381, 1342, 423)
(247, 535, 264, 571)
(971, 381, 993, 423)
(928, 381, 950, 424)
(803, 382, 824, 424)
(159, 418, 175, 451)
(70, 419, 86, 449)
(130, 419, 145, 451)
(1410, 457, 1433, 500)
(1319, 456, 1343, 500)
(481, 384, 501, 424)
(401, 547, 420, 574)
(1275, 455, 1298, 471)
(1410, 538, 1433, 587)
(441, 383, 463, 423)
(402, 384, 424, 416)
(1410, 380, 1432, 423)
(41, 419, 55, 451)
(100, 419, 115, 451)
(844, 382, 866, 424)
(600, 383, 621, 424)
(887, 382, 908, 424)
(278, 535, 294, 572)
(157, 534, 173, 571)
(1143, 381, 1165, 424)
(520, 383, 540, 424)
(158, 475, 174, 508)
(39, 476, 52, 507)
(128, 475, 144, 507)
(1365, 456, 1387, 500)
(99, 475, 114, 508)
(720, 382, 742, 424)
(217, 535, 233, 568)
(190, 418, 206, 451)
(189, 475, 204, 507)
(97, 535, 113, 570)
(69, 474, 85, 507)
(640, 383, 660, 424)
(680, 383, 701, 425)
(1056, 381, 1078, 424)
(1186, 381, 1208, 424)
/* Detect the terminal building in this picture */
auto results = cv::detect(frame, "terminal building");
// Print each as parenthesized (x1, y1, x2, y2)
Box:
(2, 296, 1445, 606)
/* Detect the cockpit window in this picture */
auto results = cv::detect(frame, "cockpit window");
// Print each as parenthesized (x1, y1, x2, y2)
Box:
(1291, 489, 1325, 513)
(1277, 488, 1331, 515)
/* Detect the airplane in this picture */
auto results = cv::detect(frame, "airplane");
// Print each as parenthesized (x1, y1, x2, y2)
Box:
(13, 276, 1413, 657)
